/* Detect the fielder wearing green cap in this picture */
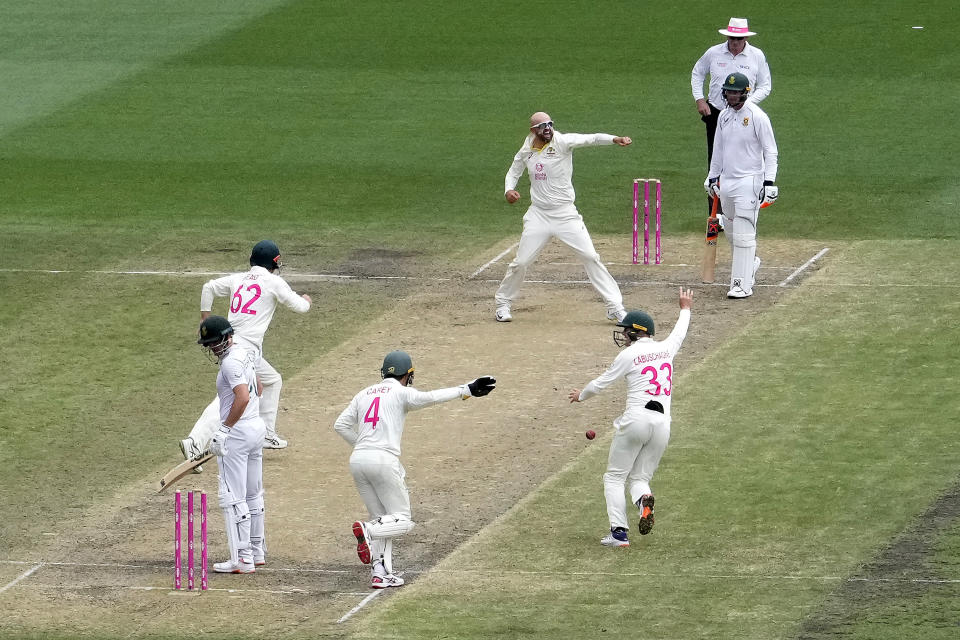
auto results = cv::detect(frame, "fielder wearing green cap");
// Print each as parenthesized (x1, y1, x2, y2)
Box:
(569, 288, 694, 548)
(335, 351, 496, 589)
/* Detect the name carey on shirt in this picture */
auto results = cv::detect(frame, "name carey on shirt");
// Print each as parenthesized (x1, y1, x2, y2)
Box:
(633, 350, 669, 366)
(367, 385, 393, 395)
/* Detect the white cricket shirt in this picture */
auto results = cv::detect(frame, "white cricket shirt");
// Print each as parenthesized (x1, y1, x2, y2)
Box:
(691, 41, 772, 109)
(504, 131, 615, 211)
(579, 309, 691, 417)
(216, 346, 261, 424)
(709, 102, 779, 181)
(333, 377, 463, 457)
(201, 266, 311, 353)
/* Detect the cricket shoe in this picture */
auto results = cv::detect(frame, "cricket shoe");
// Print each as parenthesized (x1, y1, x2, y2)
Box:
(637, 494, 655, 535)
(371, 573, 405, 589)
(253, 555, 266, 567)
(606, 309, 627, 323)
(495, 306, 512, 323)
(213, 558, 255, 574)
(264, 433, 288, 449)
(600, 527, 630, 547)
(352, 521, 372, 564)
(726, 285, 753, 299)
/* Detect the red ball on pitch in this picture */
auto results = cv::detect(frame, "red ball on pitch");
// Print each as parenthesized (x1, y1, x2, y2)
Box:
(585, 430, 596, 440)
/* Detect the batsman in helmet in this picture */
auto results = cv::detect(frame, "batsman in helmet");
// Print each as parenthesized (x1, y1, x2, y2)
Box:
(704, 72, 779, 298)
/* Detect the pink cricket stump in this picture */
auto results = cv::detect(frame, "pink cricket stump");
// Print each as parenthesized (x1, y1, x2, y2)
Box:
(174, 491, 182, 590)
(655, 180, 662, 264)
(632, 180, 640, 264)
(643, 180, 651, 264)
(187, 491, 195, 590)
(200, 492, 208, 591)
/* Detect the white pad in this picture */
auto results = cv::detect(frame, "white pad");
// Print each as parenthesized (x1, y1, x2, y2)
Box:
(730, 231, 758, 291)
(366, 514, 415, 539)
(248, 495, 266, 556)
(219, 487, 251, 563)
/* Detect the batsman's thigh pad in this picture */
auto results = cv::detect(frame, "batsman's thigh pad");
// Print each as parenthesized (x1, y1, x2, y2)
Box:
(219, 485, 250, 517)
(368, 514, 416, 539)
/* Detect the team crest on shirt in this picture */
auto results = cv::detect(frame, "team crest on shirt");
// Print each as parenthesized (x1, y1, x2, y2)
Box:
(742, 117, 750, 126)
(544, 146, 558, 158)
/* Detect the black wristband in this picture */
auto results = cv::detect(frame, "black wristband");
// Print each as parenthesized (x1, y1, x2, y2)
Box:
(763, 180, 773, 186)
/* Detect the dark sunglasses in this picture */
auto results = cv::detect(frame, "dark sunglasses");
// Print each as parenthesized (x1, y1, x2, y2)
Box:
(531, 121, 554, 130)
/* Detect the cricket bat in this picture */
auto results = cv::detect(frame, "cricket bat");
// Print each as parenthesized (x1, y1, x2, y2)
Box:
(158, 454, 214, 493)
(701, 195, 720, 283)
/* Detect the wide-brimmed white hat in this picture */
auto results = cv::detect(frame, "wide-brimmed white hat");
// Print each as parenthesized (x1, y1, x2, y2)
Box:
(719, 17, 756, 37)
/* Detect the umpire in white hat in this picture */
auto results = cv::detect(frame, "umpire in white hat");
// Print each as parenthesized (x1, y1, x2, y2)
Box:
(691, 18, 772, 222)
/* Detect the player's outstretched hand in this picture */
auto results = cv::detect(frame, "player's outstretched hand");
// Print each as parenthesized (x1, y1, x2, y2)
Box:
(679, 288, 693, 310)
(466, 376, 497, 397)
(568, 389, 582, 403)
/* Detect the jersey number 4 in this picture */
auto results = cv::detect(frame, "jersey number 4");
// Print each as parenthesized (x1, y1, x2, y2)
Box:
(231, 284, 262, 315)
(364, 397, 381, 429)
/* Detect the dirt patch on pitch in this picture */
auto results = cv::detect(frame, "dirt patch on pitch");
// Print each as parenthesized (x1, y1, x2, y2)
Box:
(1, 235, 829, 639)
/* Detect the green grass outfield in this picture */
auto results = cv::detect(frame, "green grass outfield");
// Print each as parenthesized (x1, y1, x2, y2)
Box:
(1, 1, 959, 638)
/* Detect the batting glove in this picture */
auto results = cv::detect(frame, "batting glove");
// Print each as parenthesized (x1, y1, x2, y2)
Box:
(210, 424, 231, 457)
(704, 177, 720, 199)
(759, 181, 778, 208)
(462, 375, 497, 398)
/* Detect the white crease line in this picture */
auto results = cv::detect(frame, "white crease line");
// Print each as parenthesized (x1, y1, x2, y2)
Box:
(337, 589, 384, 624)
(0, 563, 43, 594)
(427, 568, 960, 583)
(780, 247, 830, 286)
(0, 268, 453, 283)
(469, 242, 518, 279)
(0, 559, 348, 574)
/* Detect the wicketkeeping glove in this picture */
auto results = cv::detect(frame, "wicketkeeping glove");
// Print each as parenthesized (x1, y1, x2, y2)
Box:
(210, 424, 231, 457)
(463, 375, 497, 398)
(759, 181, 779, 208)
(704, 177, 720, 199)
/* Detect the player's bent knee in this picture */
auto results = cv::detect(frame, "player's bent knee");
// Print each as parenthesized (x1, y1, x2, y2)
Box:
(247, 495, 264, 515)
(603, 471, 629, 484)
(731, 232, 756, 249)
(368, 514, 416, 539)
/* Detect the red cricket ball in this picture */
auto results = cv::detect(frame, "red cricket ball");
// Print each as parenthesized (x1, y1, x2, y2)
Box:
(585, 430, 596, 440)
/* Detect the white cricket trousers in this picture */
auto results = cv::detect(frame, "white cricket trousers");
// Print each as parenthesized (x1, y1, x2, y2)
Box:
(718, 174, 763, 292)
(603, 408, 671, 530)
(495, 204, 623, 314)
(217, 417, 265, 563)
(349, 449, 412, 573)
(349, 449, 411, 520)
(188, 356, 283, 450)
